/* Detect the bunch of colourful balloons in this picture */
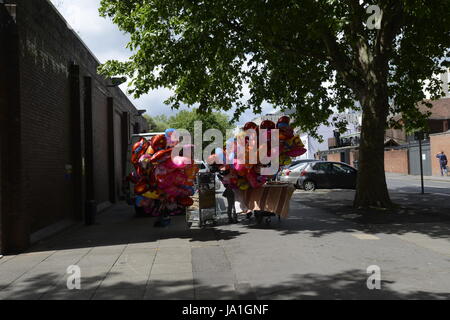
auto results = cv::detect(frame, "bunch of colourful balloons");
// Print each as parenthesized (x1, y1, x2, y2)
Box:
(208, 116, 307, 191)
(128, 129, 199, 216)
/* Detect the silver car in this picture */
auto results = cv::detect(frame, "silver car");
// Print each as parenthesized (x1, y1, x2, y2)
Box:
(279, 162, 312, 187)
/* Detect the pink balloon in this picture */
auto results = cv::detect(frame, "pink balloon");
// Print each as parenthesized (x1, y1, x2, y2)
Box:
(172, 156, 190, 169)
(234, 160, 246, 173)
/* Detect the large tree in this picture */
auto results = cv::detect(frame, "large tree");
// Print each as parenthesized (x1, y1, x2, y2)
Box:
(99, 0, 450, 208)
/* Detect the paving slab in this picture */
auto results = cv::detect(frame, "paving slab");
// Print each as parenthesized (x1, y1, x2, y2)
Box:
(41, 288, 97, 300)
(0, 251, 56, 289)
(194, 284, 238, 300)
(92, 287, 146, 300)
(0, 285, 49, 300)
(145, 272, 194, 300)
(99, 266, 150, 289)
(0, 255, 16, 266)
(114, 247, 157, 267)
(153, 247, 191, 264)
(1, 195, 449, 300)
(151, 262, 193, 275)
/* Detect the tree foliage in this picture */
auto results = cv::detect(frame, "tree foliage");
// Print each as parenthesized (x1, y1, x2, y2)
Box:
(144, 114, 170, 131)
(99, 0, 450, 132)
(98, 0, 450, 208)
(144, 109, 234, 137)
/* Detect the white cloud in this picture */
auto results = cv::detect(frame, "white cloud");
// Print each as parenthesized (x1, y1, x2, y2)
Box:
(50, 0, 273, 124)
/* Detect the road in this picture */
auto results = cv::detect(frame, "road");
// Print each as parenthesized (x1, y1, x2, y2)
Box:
(386, 174, 450, 196)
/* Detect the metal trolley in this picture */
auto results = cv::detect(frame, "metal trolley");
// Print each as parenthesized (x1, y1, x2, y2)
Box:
(186, 172, 223, 228)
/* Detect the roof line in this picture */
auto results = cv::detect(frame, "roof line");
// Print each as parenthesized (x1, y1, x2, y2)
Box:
(44, 0, 101, 66)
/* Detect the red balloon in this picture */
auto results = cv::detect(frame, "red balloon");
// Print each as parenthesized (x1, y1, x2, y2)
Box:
(260, 120, 276, 130)
(136, 165, 146, 177)
(277, 116, 291, 124)
(132, 138, 149, 153)
(244, 122, 258, 131)
(178, 197, 194, 207)
(151, 148, 173, 163)
(134, 181, 150, 195)
(131, 138, 149, 164)
(150, 134, 167, 151)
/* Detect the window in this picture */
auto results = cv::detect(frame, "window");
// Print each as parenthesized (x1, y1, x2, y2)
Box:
(332, 163, 356, 174)
(313, 163, 331, 172)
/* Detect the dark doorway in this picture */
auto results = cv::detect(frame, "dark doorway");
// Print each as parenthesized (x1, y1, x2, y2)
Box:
(340, 150, 350, 165)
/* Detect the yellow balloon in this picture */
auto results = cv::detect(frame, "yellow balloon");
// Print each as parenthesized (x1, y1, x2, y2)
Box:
(240, 184, 250, 191)
(143, 190, 161, 200)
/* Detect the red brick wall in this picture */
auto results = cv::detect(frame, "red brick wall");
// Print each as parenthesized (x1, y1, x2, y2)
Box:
(327, 153, 341, 162)
(1, 0, 148, 252)
(430, 132, 450, 176)
(384, 149, 409, 174)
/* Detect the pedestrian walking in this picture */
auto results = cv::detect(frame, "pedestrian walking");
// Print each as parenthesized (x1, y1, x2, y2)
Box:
(436, 151, 448, 176)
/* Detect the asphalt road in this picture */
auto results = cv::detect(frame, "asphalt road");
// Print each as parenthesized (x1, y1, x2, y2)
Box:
(386, 175, 450, 196)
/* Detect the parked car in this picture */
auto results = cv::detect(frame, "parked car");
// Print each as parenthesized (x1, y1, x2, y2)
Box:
(281, 161, 357, 191)
(288, 159, 319, 169)
(277, 159, 319, 180)
(279, 162, 312, 186)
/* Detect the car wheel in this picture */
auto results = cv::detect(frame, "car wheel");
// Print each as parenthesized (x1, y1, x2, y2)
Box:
(303, 180, 316, 191)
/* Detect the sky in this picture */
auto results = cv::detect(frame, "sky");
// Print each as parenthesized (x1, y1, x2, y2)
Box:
(49, 0, 276, 125)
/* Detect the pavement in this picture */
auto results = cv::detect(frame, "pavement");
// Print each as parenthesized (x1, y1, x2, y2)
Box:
(386, 172, 450, 183)
(1, 182, 449, 300)
(386, 173, 450, 197)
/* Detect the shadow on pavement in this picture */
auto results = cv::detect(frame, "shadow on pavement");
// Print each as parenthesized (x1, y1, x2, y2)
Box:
(390, 186, 450, 195)
(1, 269, 449, 300)
(290, 190, 450, 239)
(27, 203, 246, 253)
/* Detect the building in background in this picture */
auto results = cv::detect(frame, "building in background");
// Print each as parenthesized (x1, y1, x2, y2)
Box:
(318, 98, 450, 175)
(0, 0, 148, 254)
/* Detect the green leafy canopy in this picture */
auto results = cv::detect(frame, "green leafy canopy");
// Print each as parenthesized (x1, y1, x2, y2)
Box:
(98, 0, 450, 135)
(144, 108, 234, 138)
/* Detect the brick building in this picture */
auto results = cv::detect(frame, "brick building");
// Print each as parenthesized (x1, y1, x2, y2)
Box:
(0, 0, 148, 254)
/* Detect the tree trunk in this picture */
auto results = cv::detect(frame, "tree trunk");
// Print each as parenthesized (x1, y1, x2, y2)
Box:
(354, 89, 393, 209)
